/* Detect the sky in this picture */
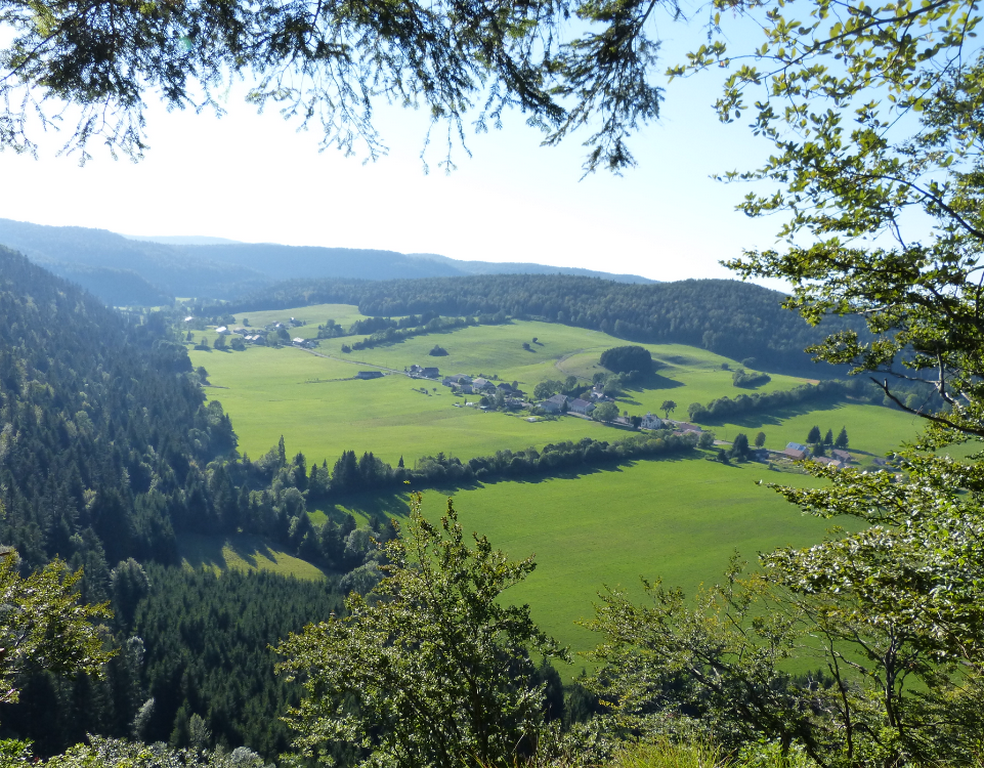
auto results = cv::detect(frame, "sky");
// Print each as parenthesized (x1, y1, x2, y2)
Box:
(0, 17, 785, 285)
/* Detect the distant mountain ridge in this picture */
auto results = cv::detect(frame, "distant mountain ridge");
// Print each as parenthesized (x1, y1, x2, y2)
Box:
(0, 218, 654, 306)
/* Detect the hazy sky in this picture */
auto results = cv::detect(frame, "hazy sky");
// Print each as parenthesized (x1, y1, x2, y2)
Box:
(0, 19, 785, 284)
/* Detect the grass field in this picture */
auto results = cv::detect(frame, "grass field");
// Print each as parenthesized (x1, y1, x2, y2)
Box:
(185, 308, 925, 673)
(189, 316, 921, 467)
(390, 456, 832, 667)
(177, 532, 328, 581)
(698, 401, 926, 464)
(235, 303, 367, 338)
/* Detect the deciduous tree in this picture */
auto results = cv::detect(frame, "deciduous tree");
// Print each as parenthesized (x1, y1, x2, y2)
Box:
(0, 550, 113, 708)
(277, 495, 567, 768)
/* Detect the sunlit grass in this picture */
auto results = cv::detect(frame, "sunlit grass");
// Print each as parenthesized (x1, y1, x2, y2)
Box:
(177, 532, 328, 581)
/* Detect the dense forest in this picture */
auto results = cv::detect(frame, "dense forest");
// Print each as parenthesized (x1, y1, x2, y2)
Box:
(0, 246, 239, 573)
(208, 274, 864, 372)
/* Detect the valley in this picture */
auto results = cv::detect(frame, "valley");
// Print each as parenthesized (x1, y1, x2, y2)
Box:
(186, 306, 923, 656)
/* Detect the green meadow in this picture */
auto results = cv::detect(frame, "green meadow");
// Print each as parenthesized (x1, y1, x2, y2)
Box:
(178, 532, 328, 581)
(190, 315, 920, 466)
(696, 402, 926, 464)
(369, 457, 830, 663)
(187, 307, 926, 665)
(191, 342, 617, 465)
(236, 303, 366, 337)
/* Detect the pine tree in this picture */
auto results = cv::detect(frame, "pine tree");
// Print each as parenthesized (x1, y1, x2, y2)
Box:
(835, 427, 849, 449)
(807, 425, 822, 444)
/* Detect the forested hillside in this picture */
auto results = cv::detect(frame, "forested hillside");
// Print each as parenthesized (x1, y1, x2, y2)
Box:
(217, 274, 862, 371)
(0, 219, 651, 306)
(0, 246, 243, 573)
(0, 248, 365, 755)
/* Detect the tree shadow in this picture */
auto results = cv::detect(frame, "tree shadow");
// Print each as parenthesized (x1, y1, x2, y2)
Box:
(698, 397, 852, 428)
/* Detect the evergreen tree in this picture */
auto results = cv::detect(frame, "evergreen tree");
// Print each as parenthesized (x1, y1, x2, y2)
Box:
(806, 425, 821, 444)
(834, 427, 849, 449)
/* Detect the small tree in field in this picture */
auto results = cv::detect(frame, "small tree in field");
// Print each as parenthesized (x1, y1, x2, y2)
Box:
(660, 400, 677, 419)
(277, 495, 567, 768)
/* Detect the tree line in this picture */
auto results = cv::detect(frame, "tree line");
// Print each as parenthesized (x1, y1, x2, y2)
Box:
(203, 275, 869, 373)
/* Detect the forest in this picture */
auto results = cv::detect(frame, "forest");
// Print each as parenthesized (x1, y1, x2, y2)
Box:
(198, 275, 865, 373)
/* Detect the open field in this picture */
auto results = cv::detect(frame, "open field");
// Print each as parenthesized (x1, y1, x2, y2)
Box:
(177, 532, 328, 581)
(326, 456, 830, 667)
(190, 317, 921, 466)
(192, 343, 617, 465)
(697, 401, 926, 463)
(184, 308, 930, 676)
(234, 303, 367, 337)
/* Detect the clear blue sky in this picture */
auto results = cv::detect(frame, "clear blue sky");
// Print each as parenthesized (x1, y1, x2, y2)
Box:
(0, 18, 785, 284)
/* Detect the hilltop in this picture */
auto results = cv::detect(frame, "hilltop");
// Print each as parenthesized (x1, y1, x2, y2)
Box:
(0, 218, 653, 306)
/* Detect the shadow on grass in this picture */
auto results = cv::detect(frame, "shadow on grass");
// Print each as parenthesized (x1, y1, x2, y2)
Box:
(315, 452, 704, 520)
(319, 493, 417, 521)
(179, 532, 282, 571)
(697, 397, 852, 429)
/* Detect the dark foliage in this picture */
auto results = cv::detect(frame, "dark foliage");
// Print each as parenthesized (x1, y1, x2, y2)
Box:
(3, 564, 345, 758)
(0, 247, 239, 574)
(600, 345, 654, 375)
(214, 275, 868, 372)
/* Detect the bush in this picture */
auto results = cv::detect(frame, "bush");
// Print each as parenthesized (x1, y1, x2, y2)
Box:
(600, 345, 654, 375)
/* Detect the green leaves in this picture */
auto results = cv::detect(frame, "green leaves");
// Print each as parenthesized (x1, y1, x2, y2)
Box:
(277, 494, 567, 768)
(0, 552, 113, 707)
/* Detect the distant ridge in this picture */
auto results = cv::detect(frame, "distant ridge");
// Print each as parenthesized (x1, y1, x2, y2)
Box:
(123, 234, 244, 246)
(0, 218, 654, 306)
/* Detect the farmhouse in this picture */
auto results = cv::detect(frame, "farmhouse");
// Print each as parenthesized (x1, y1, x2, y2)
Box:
(640, 412, 662, 430)
(813, 456, 849, 469)
(356, 371, 383, 380)
(831, 449, 853, 463)
(568, 398, 594, 415)
(784, 442, 810, 460)
(541, 394, 568, 414)
(672, 421, 702, 434)
(409, 364, 440, 378)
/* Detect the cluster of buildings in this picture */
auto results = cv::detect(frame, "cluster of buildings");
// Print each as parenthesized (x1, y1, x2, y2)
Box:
(783, 442, 854, 468)
(208, 318, 317, 348)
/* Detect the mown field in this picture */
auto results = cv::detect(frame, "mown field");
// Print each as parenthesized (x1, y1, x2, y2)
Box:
(187, 306, 926, 663)
(190, 313, 886, 466)
(321, 457, 830, 665)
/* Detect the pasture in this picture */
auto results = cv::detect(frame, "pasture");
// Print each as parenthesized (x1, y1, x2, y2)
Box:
(189, 315, 920, 467)
(325, 457, 831, 665)
(177, 532, 328, 581)
(185, 307, 929, 672)
(191, 342, 617, 465)
(235, 303, 366, 337)
(696, 401, 926, 463)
